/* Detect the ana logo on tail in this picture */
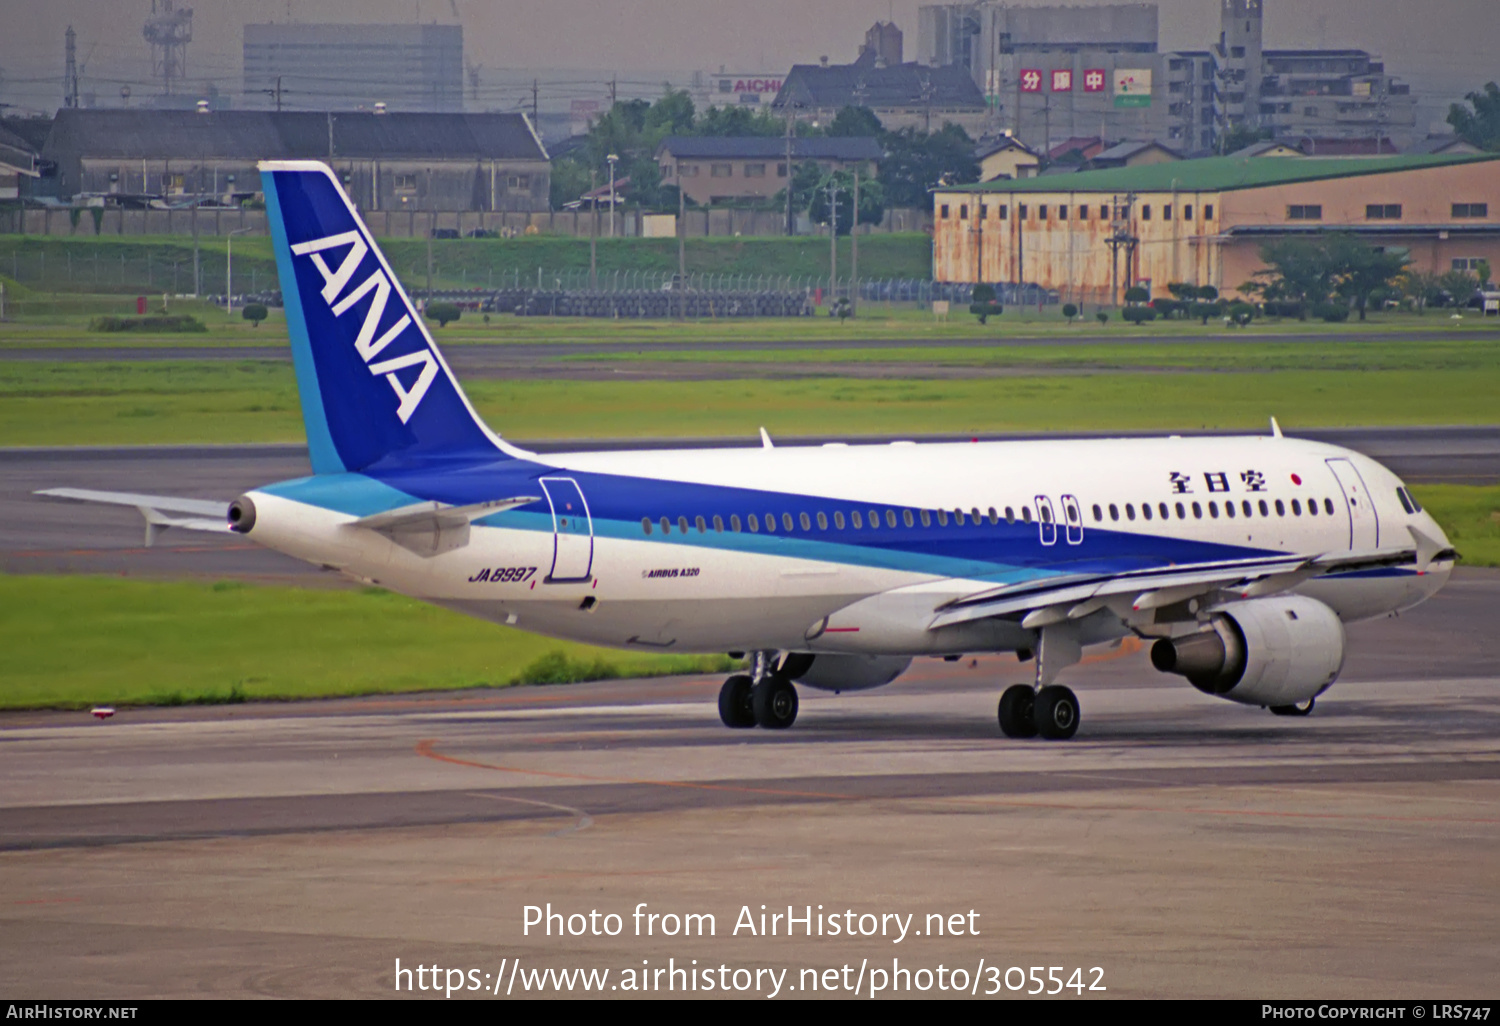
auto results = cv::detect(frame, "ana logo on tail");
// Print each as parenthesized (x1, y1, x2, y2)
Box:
(290, 229, 437, 424)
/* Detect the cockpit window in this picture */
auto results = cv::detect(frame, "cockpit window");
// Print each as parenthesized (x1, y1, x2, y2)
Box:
(1396, 486, 1423, 513)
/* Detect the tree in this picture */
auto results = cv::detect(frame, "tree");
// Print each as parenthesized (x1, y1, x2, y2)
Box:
(1123, 285, 1150, 304)
(1438, 269, 1480, 306)
(240, 303, 268, 327)
(1324, 234, 1409, 321)
(1217, 123, 1271, 154)
(549, 156, 593, 210)
(1197, 285, 1219, 301)
(1062, 302, 1079, 321)
(1396, 269, 1444, 313)
(807, 167, 886, 234)
(969, 283, 1002, 325)
(827, 106, 883, 137)
(695, 104, 781, 137)
(425, 302, 461, 328)
(1244, 238, 1336, 304)
(1447, 82, 1500, 151)
(878, 123, 979, 209)
(772, 161, 824, 220)
(1166, 282, 1197, 302)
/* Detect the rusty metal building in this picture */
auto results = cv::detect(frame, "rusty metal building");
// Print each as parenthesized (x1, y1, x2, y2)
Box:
(40, 109, 550, 213)
(932, 152, 1500, 303)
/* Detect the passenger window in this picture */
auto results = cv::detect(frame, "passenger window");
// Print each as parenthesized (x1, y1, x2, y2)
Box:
(1306, 500, 1316, 517)
(954, 509, 966, 525)
(869, 509, 880, 527)
(765, 513, 777, 532)
(1274, 500, 1285, 517)
(1176, 502, 1186, 520)
(850, 510, 862, 529)
(919, 510, 931, 527)
(730, 514, 742, 532)
(1290, 499, 1301, 516)
(1159, 502, 1170, 520)
(679, 516, 689, 533)
(660, 516, 671, 534)
(988, 507, 999, 525)
(1225, 501, 1235, 518)
(1093, 504, 1103, 522)
(1258, 500, 1269, 517)
(886, 510, 898, 528)
(834, 511, 845, 530)
(747, 514, 759, 532)
(799, 512, 811, 531)
(1005, 507, 1015, 523)
(1242, 500, 1252, 517)
(783, 513, 795, 532)
(1109, 503, 1119, 521)
(1021, 507, 1032, 523)
(816, 512, 827, 530)
(1324, 497, 1336, 514)
(1191, 502, 1202, 519)
(696, 515, 707, 533)
(936, 509, 948, 526)
(1142, 503, 1153, 521)
(903, 510, 915, 528)
(1208, 501, 1219, 518)
(713, 515, 724, 532)
(1125, 504, 1136, 521)
(642, 517, 653, 534)
(971, 507, 982, 523)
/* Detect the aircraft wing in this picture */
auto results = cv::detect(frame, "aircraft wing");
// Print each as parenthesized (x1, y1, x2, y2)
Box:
(929, 526, 1454, 631)
(36, 487, 230, 547)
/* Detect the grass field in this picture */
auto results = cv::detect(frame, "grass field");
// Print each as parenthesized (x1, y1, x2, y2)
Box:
(3, 359, 1499, 446)
(0, 575, 735, 711)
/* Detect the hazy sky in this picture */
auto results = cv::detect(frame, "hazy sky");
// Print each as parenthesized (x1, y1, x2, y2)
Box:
(1, 0, 1495, 123)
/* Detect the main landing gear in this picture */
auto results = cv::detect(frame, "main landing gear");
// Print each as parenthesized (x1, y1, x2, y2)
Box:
(718, 664, 799, 730)
(998, 683, 1079, 740)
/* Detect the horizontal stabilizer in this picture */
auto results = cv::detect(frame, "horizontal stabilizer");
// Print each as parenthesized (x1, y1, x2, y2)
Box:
(347, 495, 540, 557)
(36, 487, 230, 547)
(36, 487, 226, 518)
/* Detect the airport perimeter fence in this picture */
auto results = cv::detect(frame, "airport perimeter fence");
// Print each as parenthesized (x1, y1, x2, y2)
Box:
(0, 242, 1067, 319)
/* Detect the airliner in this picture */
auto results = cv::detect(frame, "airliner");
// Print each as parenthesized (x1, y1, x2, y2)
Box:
(41, 161, 1457, 739)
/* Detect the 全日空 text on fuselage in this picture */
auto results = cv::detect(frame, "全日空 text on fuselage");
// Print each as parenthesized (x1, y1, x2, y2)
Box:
(218, 160, 1452, 735)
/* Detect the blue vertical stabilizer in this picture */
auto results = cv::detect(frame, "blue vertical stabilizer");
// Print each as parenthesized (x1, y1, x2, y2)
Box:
(260, 160, 509, 473)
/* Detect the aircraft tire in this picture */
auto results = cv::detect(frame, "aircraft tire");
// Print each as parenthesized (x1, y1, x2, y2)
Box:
(1269, 698, 1316, 717)
(718, 675, 757, 728)
(752, 676, 799, 730)
(1034, 685, 1080, 740)
(998, 684, 1038, 738)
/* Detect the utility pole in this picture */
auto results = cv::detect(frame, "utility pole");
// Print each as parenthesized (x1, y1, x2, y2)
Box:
(425, 168, 434, 302)
(531, 78, 539, 126)
(850, 165, 859, 316)
(784, 108, 795, 236)
(275, 75, 282, 112)
(1104, 191, 1139, 307)
(589, 169, 598, 289)
(606, 153, 618, 238)
(226, 227, 251, 317)
(827, 178, 839, 299)
(677, 184, 686, 322)
(64, 26, 79, 109)
(608, 76, 617, 105)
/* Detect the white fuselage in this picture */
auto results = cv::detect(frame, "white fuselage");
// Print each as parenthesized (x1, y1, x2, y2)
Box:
(240, 434, 1452, 659)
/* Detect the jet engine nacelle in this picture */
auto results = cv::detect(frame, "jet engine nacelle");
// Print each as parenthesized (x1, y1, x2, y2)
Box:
(1150, 595, 1345, 707)
(785, 654, 912, 692)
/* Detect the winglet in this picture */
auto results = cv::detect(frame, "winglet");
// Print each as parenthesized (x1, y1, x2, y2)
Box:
(760, 427, 774, 449)
(1270, 416, 1283, 439)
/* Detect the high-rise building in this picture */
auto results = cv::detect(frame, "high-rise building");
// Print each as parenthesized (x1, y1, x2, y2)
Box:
(243, 23, 463, 113)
